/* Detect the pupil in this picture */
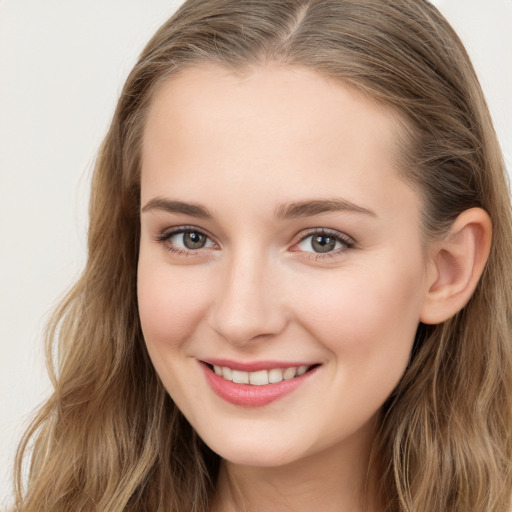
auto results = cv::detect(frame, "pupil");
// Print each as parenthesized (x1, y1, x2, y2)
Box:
(312, 235, 335, 253)
(184, 232, 206, 249)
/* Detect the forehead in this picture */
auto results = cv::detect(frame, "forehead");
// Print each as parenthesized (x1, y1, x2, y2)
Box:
(143, 63, 401, 165)
(140, 63, 418, 226)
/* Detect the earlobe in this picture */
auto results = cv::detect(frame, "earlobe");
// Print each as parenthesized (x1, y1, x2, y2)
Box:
(420, 208, 492, 325)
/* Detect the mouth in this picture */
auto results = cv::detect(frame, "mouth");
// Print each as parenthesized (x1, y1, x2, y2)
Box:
(200, 360, 321, 407)
(206, 363, 316, 385)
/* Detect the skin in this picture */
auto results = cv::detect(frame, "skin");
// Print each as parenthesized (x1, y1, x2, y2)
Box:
(137, 63, 446, 511)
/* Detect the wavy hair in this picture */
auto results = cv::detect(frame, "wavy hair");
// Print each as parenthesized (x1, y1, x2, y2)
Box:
(13, 1, 512, 511)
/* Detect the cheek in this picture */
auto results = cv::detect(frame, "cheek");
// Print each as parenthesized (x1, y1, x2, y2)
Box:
(137, 258, 211, 350)
(293, 260, 424, 365)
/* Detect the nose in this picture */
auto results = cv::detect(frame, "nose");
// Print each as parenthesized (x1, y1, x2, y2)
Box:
(208, 251, 288, 346)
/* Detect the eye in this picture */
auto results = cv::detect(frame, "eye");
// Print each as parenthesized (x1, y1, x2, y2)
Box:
(294, 229, 354, 255)
(155, 227, 216, 254)
(172, 231, 212, 250)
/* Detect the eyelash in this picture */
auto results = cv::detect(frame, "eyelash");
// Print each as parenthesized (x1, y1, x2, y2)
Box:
(154, 225, 215, 257)
(294, 228, 355, 260)
(154, 226, 355, 259)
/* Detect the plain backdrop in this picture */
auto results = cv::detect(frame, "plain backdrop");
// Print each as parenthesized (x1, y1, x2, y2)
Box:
(1, 0, 511, 504)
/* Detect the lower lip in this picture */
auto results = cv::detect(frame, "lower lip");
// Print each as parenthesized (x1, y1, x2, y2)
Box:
(201, 363, 318, 407)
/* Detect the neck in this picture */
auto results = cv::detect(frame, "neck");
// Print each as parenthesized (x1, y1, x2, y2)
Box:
(210, 421, 382, 512)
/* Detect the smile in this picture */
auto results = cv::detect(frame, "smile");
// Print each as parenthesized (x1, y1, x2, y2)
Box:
(212, 364, 310, 385)
(200, 360, 320, 407)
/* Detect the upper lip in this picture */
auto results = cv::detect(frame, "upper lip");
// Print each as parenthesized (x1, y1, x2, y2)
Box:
(200, 358, 318, 372)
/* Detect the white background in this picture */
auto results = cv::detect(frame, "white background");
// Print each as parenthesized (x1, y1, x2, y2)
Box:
(1, 0, 511, 504)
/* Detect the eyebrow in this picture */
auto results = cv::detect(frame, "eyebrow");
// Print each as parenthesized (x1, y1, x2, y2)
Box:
(141, 197, 213, 219)
(141, 196, 376, 220)
(274, 198, 376, 219)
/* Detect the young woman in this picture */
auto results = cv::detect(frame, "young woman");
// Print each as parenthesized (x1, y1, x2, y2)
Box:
(12, 1, 512, 511)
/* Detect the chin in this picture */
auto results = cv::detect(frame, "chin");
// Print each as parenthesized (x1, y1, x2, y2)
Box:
(217, 445, 302, 468)
(199, 428, 306, 468)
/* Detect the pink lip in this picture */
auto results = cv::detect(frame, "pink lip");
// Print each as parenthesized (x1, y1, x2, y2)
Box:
(200, 361, 319, 407)
(202, 358, 316, 372)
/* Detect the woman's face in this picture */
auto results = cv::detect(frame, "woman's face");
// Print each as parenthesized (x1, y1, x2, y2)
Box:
(138, 64, 431, 467)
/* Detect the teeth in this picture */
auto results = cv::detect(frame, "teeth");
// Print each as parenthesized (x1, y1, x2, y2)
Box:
(297, 365, 308, 376)
(212, 365, 310, 385)
(232, 370, 249, 384)
(283, 367, 297, 380)
(268, 368, 284, 384)
(249, 370, 269, 386)
(221, 366, 232, 380)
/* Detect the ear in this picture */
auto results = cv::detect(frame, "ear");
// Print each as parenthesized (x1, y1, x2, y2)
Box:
(420, 207, 492, 325)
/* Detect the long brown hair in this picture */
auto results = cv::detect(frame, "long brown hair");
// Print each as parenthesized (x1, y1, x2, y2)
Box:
(13, 1, 512, 511)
